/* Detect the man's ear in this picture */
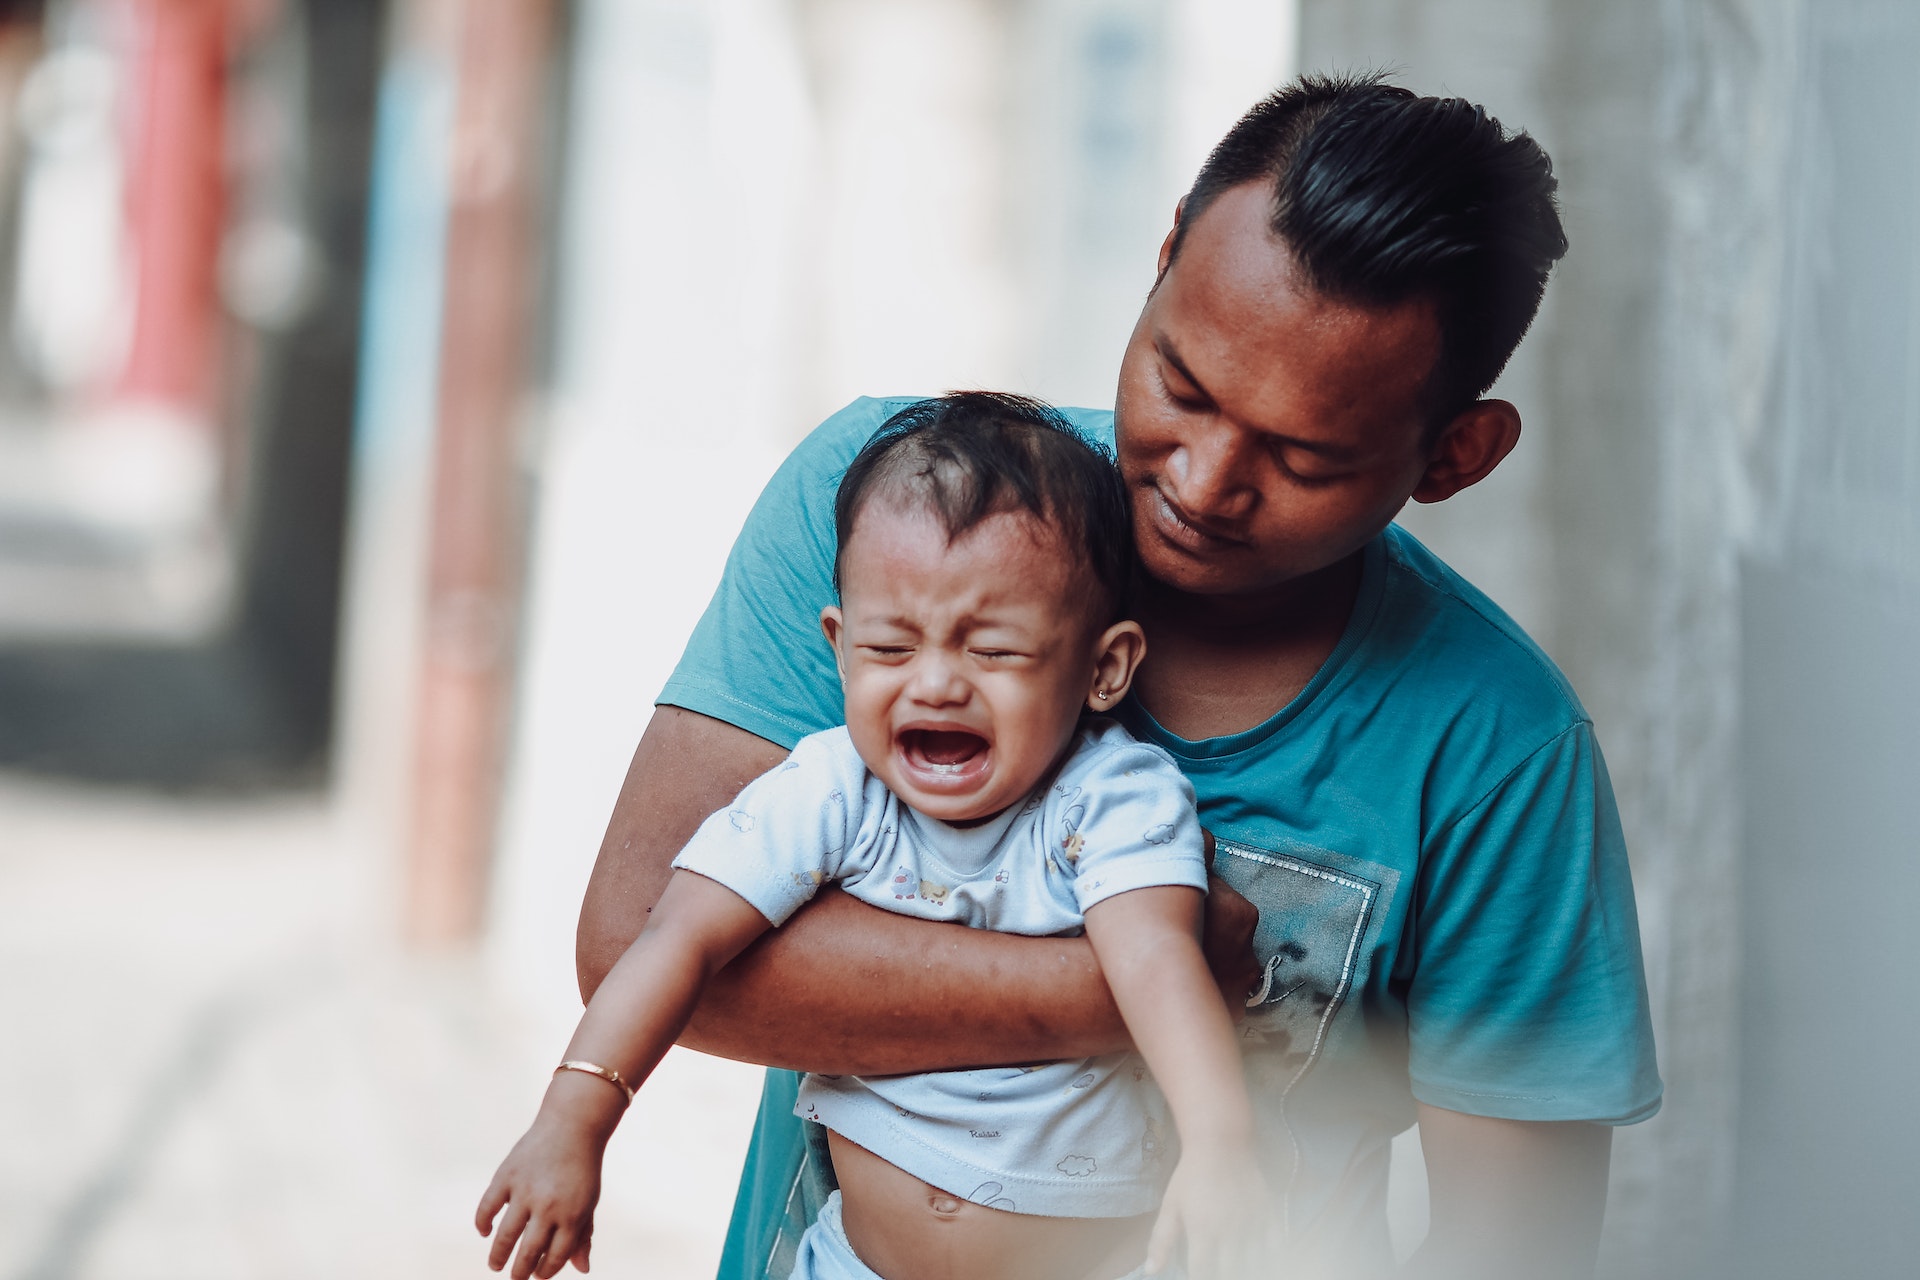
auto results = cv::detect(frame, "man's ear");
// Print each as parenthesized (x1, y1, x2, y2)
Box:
(1154, 197, 1188, 281)
(1086, 620, 1148, 713)
(1411, 399, 1523, 504)
(820, 606, 847, 681)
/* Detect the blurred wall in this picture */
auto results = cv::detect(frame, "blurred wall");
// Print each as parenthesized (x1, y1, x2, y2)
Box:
(1304, 2, 1920, 1277)
(481, 0, 1296, 1029)
(0, 0, 382, 786)
(1726, 4, 1920, 1276)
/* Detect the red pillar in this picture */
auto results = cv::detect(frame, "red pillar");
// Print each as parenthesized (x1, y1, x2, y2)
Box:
(404, 0, 557, 944)
(114, 0, 231, 415)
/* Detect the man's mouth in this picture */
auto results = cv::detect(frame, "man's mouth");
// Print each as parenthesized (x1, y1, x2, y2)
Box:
(899, 728, 991, 781)
(1147, 484, 1246, 550)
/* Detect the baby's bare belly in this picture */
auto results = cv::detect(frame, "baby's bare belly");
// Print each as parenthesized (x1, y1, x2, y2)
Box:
(827, 1131, 1154, 1280)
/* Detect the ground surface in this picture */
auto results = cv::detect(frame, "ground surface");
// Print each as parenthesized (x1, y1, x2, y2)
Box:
(0, 777, 762, 1280)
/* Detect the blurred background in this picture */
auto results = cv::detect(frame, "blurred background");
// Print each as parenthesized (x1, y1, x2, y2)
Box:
(0, 1, 1913, 1277)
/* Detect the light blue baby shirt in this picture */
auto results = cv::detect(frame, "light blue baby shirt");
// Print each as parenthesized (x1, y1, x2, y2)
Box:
(673, 719, 1209, 1219)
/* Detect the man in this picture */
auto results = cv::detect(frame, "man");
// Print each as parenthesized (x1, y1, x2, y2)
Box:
(577, 74, 1660, 1279)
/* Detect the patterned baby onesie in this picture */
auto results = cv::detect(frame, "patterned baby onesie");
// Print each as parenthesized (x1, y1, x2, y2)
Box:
(672, 716, 1211, 1220)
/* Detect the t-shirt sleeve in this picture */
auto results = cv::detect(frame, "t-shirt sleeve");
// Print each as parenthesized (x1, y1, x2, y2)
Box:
(1058, 734, 1212, 912)
(657, 397, 904, 749)
(1406, 721, 1663, 1124)
(671, 732, 870, 926)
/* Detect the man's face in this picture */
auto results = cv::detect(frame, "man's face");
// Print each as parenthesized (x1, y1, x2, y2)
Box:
(1115, 181, 1443, 598)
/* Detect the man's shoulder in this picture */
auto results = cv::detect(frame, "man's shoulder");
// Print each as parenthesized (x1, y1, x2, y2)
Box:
(1367, 525, 1590, 741)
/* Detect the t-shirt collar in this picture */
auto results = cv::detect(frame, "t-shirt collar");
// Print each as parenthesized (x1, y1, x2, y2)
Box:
(1121, 532, 1390, 761)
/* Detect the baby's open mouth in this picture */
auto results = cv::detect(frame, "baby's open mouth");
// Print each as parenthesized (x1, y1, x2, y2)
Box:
(900, 728, 989, 776)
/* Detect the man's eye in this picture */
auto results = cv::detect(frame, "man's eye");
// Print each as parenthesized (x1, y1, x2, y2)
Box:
(1271, 447, 1342, 487)
(1161, 380, 1204, 410)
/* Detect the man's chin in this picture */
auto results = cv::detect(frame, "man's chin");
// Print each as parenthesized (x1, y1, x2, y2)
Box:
(1137, 549, 1285, 599)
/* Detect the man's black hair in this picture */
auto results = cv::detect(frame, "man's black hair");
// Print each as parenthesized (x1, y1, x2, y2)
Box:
(1169, 71, 1569, 427)
(834, 392, 1133, 619)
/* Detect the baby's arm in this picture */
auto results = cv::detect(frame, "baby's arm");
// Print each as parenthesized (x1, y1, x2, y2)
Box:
(1083, 887, 1273, 1280)
(476, 870, 770, 1280)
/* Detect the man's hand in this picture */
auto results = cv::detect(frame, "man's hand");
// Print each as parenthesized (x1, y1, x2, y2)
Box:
(1406, 1105, 1612, 1280)
(1198, 861, 1262, 1016)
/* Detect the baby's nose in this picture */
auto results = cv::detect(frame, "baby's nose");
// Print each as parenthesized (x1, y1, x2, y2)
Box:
(907, 654, 969, 704)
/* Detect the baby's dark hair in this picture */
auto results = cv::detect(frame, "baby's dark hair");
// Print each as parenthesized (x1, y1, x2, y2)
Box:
(833, 392, 1134, 619)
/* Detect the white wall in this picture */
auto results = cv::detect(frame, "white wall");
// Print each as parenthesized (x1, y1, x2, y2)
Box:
(482, 2, 1298, 1270)
(488, 0, 1298, 1019)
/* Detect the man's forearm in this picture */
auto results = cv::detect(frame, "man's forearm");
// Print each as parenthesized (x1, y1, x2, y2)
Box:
(680, 889, 1132, 1075)
(1405, 1107, 1611, 1280)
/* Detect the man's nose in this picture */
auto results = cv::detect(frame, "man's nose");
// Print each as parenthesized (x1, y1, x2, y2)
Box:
(1167, 419, 1258, 521)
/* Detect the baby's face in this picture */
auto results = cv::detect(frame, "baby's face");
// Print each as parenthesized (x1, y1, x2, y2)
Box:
(822, 501, 1119, 825)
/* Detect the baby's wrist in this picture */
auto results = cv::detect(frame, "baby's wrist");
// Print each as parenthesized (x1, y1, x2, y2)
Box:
(537, 1070, 629, 1144)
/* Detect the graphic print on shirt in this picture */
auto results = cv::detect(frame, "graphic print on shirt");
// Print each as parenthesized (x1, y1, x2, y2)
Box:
(1050, 784, 1086, 875)
(969, 1181, 1016, 1211)
(1214, 840, 1378, 1093)
(822, 789, 847, 855)
(1140, 1112, 1163, 1167)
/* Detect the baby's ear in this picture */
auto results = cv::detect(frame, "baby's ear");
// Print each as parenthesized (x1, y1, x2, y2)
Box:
(820, 606, 848, 681)
(1085, 619, 1147, 712)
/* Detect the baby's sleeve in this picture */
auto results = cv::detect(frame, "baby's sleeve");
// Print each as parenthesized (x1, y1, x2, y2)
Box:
(671, 730, 867, 926)
(1055, 735, 1211, 912)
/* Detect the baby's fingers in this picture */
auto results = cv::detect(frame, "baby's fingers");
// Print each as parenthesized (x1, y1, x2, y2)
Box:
(487, 1203, 531, 1273)
(1210, 1216, 1272, 1280)
(533, 1220, 576, 1280)
(512, 1219, 556, 1280)
(1145, 1200, 1184, 1275)
(476, 1176, 511, 1235)
(1186, 1231, 1221, 1280)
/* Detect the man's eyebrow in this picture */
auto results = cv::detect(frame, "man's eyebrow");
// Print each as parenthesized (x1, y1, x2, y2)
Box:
(1156, 333, 1364, 462)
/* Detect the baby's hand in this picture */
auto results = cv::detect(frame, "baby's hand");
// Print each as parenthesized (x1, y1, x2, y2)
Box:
(1146, 1142, 1276, 1280)
(475, 1115, 606, 1279)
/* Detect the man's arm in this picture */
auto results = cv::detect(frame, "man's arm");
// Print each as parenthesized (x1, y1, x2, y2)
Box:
(1404, 1105, 1612, 1280)
(578, 706, 1210, 1075)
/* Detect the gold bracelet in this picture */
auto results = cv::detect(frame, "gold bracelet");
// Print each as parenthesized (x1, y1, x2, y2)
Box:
(553, 1060, 635, 1103)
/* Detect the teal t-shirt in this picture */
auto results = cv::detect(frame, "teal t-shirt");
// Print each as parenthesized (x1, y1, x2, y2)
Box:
(659, 397, 1662, 1278)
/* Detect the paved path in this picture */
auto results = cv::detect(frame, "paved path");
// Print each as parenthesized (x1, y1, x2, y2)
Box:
(0, 778, 762, 1280)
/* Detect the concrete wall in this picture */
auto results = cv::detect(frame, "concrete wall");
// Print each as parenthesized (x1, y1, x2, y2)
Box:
(1301, 2, 1920, 1275)
(1728, 3, 1920, 1276)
